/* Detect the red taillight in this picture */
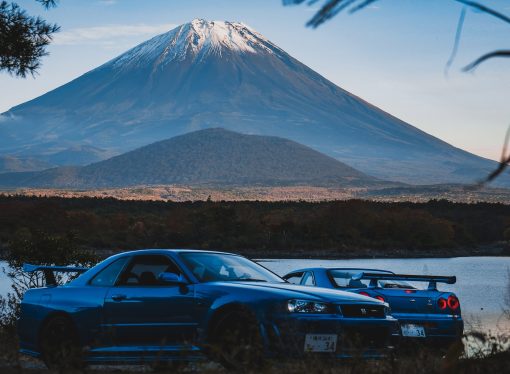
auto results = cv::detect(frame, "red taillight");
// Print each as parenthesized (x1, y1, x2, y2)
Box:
(358, 291, 385, 302)
(438, 297, 447, 310)
(447, 295, 460, 310)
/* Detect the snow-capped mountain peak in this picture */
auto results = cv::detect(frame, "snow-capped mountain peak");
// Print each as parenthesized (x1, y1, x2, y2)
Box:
(112, 19, 281, 68)
(2, 18, 504, 186)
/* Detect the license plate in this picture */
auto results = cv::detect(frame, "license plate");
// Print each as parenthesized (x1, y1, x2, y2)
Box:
(401, 324, 426, 338)
(304, 334, 337, 352)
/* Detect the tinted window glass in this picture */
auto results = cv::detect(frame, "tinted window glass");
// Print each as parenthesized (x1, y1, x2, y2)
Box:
(90, 257, 130, 287)
(328, 269, 415, 289)
(329, 270, 370, 288)
(284, 272, 304, 285)
(118, 255, 181, 286)
(179, 252, 283, 283)
(302, 272, 316, 286)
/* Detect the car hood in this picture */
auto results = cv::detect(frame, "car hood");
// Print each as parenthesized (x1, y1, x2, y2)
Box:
(207, 281, 385, 305)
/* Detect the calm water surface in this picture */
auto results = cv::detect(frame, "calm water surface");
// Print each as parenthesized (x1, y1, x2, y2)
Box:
(1, 257, 509, 331)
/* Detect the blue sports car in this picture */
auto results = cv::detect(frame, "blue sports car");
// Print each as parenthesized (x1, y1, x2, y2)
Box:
(18, 250, 399, 369)
(283, 268, 463, 350)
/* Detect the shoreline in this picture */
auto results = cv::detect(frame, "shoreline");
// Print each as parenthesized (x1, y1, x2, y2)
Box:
(245, 245, 510, 260)
(3, 245, 508, 262)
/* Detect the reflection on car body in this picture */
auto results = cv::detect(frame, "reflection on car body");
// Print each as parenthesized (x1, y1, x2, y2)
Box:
(18, 250, 399, 369)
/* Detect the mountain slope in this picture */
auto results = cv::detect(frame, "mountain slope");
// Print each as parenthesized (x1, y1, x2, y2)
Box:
(0, 19, 505, 185)
(0, 129, 381, 188)
(0, 155, 52, 173)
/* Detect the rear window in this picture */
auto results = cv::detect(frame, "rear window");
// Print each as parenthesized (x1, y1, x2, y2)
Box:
(328, 269, 414, 289)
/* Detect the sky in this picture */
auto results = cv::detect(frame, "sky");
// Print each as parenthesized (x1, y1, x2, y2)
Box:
(0, 0, 509, 161)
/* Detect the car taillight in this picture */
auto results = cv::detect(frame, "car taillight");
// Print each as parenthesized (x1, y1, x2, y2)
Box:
(359, 292, 385, 303)
(438, 297, 447, 310)
(447, 295, 460, 310)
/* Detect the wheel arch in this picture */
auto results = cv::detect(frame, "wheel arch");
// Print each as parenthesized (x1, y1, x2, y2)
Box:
(206, 303, 258, 342)
(37, 311, 80, 350)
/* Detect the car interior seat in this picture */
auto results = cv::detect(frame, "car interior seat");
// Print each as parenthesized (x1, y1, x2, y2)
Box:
(140, 271, 157, 285)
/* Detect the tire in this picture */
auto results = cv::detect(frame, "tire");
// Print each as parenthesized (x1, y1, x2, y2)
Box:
(210, 310, 265, 371)
(39, 315, 84, 370)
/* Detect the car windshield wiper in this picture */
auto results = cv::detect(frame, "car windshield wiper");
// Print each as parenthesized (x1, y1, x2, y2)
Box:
(227, 278, 268, 282)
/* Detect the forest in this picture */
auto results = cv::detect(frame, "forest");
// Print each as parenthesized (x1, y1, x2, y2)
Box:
(0, 195, 509, 258)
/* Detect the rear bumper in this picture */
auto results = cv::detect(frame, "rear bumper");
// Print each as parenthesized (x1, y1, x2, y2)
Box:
(264, 314, 400, 358)
(394, 313, 463, 347)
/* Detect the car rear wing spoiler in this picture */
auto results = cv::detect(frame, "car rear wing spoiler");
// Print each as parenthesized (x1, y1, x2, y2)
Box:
(23, 263, 89, 287)
(352, 272, 456, 290)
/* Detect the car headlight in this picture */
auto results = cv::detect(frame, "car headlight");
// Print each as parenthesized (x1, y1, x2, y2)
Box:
(287, 299, 329, 313)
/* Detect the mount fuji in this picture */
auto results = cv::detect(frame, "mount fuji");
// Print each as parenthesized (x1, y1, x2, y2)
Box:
(0, 19, 505, 186)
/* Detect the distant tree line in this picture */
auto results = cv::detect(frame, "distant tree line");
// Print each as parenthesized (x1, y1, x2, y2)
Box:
(0, 195, 509, 257)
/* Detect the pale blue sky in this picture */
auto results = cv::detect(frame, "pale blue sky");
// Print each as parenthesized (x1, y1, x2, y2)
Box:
(1, 0, 509, 161)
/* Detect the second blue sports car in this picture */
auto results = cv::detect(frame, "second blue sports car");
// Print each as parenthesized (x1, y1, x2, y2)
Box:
(18, 250, 399, 369)
(283, 267, 463, 350)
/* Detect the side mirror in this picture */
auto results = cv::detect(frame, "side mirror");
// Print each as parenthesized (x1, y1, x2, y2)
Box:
(159, 272, 188, 285)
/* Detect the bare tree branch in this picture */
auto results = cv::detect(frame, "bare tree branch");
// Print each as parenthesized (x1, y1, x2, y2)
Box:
(485, 126, 510, 183)
(284, 0, 510, 185)
(453, 0, 510, 25)
(467, 126, 510, 189)
(444, 7, 467, 76)
(463, 50, 510, 72)
(285, 0, 510, 27)
(349, 0, 380, 14)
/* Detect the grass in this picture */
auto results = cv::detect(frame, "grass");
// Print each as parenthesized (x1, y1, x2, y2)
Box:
(1, 329, 509, 373)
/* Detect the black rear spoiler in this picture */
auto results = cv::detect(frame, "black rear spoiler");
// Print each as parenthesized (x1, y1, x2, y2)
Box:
(23, 263, 89, 287)
(352, 272, 456, 290)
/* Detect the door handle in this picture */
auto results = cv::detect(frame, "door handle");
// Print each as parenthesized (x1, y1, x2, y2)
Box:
(111, 294, 127, 302)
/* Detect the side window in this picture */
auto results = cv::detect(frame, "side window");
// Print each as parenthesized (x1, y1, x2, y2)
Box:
(284, 272, 304, 285)
(89, 257, 130, 287)
(302, 272, 316, 286)
(117, 255, 182, 286)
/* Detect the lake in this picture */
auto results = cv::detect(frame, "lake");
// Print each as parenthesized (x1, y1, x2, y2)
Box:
(1, 256, 509, 332)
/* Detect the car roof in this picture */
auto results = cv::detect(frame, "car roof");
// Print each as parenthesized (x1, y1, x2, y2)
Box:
(112, 248, 241, 256)
(69, 249, 246, 286)
(285, 267, 395, 275)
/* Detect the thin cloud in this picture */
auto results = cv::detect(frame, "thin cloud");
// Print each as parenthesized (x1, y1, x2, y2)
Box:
(98, 0, 118, 5)
(54, 23, 177, 46)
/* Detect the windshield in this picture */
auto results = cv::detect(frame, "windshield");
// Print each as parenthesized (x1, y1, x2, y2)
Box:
(328, 269, 415, 289)
(179, 252, 284, 283)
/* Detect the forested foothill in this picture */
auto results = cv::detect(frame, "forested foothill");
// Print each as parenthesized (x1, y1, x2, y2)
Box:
(0, 195, 509, 258)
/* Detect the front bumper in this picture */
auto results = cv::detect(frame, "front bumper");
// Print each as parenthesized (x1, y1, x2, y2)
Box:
(263, 313, 400, 358)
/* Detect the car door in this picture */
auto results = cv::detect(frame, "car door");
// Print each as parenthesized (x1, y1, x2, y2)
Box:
(102, 254, 197, 347)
